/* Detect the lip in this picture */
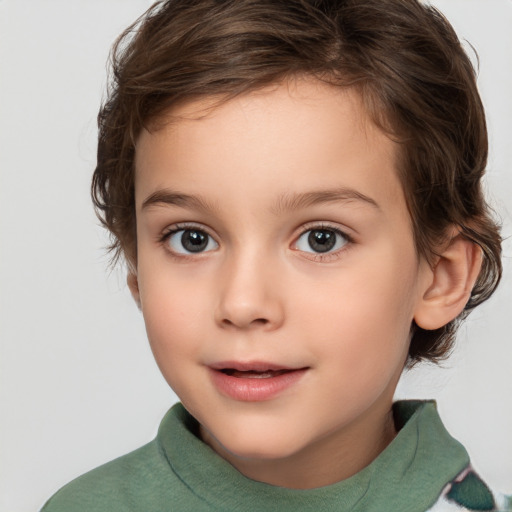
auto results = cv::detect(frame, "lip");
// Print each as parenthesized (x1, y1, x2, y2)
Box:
(208, 361, 308, 402)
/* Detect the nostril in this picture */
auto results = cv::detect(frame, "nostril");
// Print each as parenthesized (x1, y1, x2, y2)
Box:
(220, 317, 269, 328)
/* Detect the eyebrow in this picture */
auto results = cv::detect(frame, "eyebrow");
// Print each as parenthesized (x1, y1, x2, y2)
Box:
(271, 187, 380, 214)
(141, 190, 218, 213)
(141, 186, 380, 214)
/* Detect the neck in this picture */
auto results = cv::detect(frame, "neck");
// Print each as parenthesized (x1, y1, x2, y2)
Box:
(200, 400, 397, 489)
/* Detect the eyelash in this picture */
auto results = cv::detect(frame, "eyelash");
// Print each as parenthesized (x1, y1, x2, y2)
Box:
(159, 222, 354, 262)
(159, 223, 218, 261)
(292, 223, 353, 263)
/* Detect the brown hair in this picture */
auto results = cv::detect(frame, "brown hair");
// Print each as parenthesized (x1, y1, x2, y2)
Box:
(92, 0, 502, 365)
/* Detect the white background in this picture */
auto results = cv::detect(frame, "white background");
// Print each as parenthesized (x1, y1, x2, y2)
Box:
(0, 1, 511, 511)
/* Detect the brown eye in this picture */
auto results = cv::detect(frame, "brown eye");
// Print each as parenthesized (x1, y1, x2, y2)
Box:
(167, 228, 218, 254)
(295, 228, 348, 254)
(181, 230, 208, 252)
(308, 229, 336, 253)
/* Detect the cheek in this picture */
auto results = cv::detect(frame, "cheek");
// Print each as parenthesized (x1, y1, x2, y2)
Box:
(138, 269, 209, 360)
(298, 249, 417, 370)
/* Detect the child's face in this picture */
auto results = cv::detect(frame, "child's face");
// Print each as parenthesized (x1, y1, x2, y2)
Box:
(132, 79, 432, 487)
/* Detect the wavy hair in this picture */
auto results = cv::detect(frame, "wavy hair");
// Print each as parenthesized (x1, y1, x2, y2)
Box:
(92, 0, 502, 364)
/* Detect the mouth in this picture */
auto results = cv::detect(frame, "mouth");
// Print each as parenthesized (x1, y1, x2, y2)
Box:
(219, 368, 295, 379)
(208, 361, 309, 401)
(210, 360, 306, 376)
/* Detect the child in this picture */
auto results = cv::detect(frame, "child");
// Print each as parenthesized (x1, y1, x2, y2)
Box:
(42, 0, 510, 510)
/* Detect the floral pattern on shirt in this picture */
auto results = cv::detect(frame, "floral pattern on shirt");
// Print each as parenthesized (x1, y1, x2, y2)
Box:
(427, 467, 511, 511)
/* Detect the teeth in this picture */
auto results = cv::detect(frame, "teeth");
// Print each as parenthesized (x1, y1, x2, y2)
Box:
(245, 371, 274, 379)
(224, 369, 288, 378)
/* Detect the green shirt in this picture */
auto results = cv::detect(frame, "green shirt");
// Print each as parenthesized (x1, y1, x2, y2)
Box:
(41, 400, 510, 511)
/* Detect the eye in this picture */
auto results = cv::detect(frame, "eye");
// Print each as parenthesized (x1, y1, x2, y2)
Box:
(295, 228, 348, 254)
(166, 228, 218, 254)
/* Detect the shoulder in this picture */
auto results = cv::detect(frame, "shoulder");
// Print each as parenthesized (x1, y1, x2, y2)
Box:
(40, 438, 208, 512)
(40, 440, 168, 511)
(41, 404, 213, 512)
(40, 404, 216, 511)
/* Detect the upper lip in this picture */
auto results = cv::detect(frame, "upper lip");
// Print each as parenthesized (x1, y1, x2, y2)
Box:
(208, 361, 305, 372)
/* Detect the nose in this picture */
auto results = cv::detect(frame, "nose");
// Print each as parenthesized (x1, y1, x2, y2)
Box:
(214, 250, 284, 331)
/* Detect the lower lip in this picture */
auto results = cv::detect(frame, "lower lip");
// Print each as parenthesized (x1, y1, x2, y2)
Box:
(208, 368, 308, 402)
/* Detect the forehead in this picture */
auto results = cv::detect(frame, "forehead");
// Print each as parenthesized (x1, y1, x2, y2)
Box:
(134, 78, 406, 219)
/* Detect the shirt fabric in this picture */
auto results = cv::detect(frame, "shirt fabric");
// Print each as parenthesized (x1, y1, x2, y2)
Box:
(41, 400, 511, 511)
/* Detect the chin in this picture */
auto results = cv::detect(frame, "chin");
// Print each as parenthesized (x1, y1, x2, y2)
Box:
(209, 424, 309, 462)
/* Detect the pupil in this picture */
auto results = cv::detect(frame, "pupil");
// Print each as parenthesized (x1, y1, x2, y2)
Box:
(182, 230, 208, 252)
(308, 229, 336, 253)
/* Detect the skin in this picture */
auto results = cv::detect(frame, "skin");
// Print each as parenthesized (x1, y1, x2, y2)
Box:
(128, 78, 480, 489)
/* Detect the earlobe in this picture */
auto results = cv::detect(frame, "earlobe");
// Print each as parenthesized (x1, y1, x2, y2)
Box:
(127, 272, 142, 310)
(414, 234, 483, 331)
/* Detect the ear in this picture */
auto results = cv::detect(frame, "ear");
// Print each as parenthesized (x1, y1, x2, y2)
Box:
(127, 272, 142, 310)
(414, 233, 482, 330)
